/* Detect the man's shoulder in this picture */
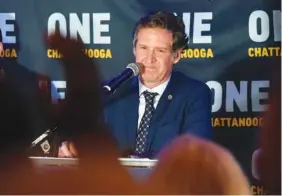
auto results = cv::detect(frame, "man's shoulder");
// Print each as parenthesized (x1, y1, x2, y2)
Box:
(171, 71, 210, 93)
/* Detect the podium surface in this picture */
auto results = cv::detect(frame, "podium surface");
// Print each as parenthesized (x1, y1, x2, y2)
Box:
(29, 157, 157, 167)
(29, 157, 157, 180)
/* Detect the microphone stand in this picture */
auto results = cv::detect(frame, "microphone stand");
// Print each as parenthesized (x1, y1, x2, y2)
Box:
(30, 127, 57, 148)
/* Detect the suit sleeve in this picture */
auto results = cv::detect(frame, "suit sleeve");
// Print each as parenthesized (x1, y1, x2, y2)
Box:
(181, 83, 212, 139)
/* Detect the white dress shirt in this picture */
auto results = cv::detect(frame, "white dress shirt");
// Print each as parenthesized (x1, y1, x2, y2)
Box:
(138, 76, 171, 128)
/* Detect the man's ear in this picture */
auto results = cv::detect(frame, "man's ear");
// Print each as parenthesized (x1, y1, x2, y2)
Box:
(133, 46, 136, 56)
(172, 50, 182, 64)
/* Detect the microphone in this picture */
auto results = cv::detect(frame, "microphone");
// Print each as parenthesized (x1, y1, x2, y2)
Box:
(103, 63, 139, 94)
(30, 127, 57, 148)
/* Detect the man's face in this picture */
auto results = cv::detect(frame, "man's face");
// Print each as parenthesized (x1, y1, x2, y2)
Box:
(133, 28, 181, 87)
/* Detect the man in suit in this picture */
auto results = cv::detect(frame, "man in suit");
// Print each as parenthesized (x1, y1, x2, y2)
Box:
(59, 11, 212, 158)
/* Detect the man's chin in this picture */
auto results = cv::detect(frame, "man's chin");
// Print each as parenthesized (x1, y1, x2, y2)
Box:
(140, 76, 157, 84)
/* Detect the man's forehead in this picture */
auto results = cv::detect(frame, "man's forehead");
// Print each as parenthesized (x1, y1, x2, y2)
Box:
(136, 28, 173, 48)
(137, 27, 173, 37)
(137, 42, 172, 50)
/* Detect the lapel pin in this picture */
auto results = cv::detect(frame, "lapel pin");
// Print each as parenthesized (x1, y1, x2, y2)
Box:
(168, 94, 173, 101)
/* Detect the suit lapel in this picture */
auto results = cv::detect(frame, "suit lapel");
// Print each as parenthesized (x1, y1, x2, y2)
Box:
(146, 72, 177, 150)
(124, 77, 139, 150)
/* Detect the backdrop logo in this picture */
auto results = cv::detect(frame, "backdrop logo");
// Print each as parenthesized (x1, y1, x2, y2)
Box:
(0, 13, 18, 59)
(175, 12, 214, 59)
(250, 185, 266, 195)
(47, 12, 112, 59)
(206, 80, 269, 128)
(248, 10, 281, 57)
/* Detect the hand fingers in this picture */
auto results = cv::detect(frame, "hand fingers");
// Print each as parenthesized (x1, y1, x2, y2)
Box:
(68, 142, 78, 157)
(58, 146, 65, 158)
(46, 33, 101, 93)
(58, 142, 74, 158)
(46, 31, 84, 58)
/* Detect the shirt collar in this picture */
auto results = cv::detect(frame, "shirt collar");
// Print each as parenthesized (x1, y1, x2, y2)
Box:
(139, 75, 171, 97)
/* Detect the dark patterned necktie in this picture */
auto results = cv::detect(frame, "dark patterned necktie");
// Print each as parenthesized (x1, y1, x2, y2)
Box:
(134, 90, 158, 154)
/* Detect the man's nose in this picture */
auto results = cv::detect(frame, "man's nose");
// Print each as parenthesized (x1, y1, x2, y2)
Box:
(145, 50, 157, 63)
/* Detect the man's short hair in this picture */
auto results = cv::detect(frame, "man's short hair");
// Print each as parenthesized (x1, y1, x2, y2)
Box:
(132, 11, 189, 52)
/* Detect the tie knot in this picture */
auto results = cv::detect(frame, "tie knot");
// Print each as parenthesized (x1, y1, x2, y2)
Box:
(143, 90, 158, 103)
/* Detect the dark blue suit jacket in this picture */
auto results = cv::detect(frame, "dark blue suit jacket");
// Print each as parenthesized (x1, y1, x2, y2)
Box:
(104, 71, 212, 157)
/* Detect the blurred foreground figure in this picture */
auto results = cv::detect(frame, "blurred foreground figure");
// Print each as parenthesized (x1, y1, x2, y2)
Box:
(146, 135, 251, 195)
